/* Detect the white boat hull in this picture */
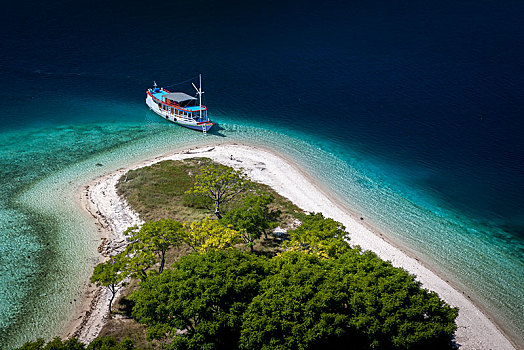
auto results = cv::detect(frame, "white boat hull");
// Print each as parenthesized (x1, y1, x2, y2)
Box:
(145, 95, 214, 132)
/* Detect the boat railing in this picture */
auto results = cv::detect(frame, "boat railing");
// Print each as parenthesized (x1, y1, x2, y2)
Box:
(149, 93, 207, 114)
(160, 109, 196, 122)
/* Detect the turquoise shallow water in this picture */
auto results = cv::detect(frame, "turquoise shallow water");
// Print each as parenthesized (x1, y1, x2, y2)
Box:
(2, 0, 524, 348)
(1, 113, 522, 348)
(0, 121, 206, 347)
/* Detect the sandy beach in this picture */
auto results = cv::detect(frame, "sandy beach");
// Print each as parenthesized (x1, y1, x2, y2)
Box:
(65, 169, 143, 343)
(72, 143, 516, 349)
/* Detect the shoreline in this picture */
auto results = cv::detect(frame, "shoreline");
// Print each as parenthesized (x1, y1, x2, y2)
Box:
(64, 170, 143, 343)
(70, 142, 517, 349)
(270, 145, 518, 349)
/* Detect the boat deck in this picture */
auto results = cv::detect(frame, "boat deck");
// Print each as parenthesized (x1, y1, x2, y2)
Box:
(185, 106, 205, 112)
(151, 90, 168, 101)
(150, 89, 206, 111)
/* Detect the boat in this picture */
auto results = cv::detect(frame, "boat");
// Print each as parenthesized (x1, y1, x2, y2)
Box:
(145, 74, 214, 133)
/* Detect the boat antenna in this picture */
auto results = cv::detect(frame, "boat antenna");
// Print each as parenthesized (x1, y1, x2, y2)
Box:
(153, 81, 157, 88)
(192, 74, 204, 120)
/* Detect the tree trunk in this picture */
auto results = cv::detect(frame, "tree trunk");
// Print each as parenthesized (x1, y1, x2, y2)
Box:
(214, 200, 223, 219)
(109, 288, 115, 317)
(159, 251, 166, 274)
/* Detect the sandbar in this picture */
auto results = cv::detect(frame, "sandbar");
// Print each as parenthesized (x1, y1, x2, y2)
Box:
(70, 143, 516, 350)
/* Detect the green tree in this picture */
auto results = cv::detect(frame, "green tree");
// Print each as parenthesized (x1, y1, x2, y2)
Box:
(239, 251, 458, 350)
(14, 339, 45, 350)
(15, 337, 85, 350)
(221, 194, 280, 251)
(284, 213, 351, 258)
(184, 164, 251, 218)
(90, 255, 127, 314)
(239, 252, 344, 350)
(119, 249, 156, 282)
(87, 336, 136, 350)
(145, 324, 172, 349)
(124, 219, 184, 274)
(15, 337, 137, 350)
(131, 250, 269, 350)
(330, 250, 458, 349)
(182, 218, 242, 253)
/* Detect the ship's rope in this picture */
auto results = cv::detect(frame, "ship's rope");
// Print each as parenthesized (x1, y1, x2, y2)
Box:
(162, 75, 200, 89)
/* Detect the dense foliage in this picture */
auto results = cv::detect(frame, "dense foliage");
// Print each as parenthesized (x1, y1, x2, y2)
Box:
(15, 338, 85, 350)
(221, 194, 280, 251)
(284, 212, 351, 258)
(14, 337, 136, 350)
(181, 217, 242, 252)
(130, 249, 269, 349)
(87, 337, 137, 350)
(240, 251, 457, 350)
(130, 230, 457, 349)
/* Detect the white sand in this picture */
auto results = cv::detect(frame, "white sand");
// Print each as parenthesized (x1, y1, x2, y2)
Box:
(75, 143, 516, 349)
(69, 171, 143, 343)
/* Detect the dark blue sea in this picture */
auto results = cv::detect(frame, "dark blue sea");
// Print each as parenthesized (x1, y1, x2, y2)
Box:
(1, 0, 523, 348)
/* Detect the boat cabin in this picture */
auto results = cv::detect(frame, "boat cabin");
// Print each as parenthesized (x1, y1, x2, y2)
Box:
(149, 88, 208, 121)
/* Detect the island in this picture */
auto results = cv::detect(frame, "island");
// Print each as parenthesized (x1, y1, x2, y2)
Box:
(17, 143, 515, 350)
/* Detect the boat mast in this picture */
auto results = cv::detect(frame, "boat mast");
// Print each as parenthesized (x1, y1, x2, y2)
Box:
(192, 74, 204, 121)
(199, 74, 203, 120)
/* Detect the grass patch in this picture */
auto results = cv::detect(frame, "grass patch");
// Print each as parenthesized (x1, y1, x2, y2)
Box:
(116, 158, 304, 227)
(117, 158, 213, 222)
(97, 317, 151, 349)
